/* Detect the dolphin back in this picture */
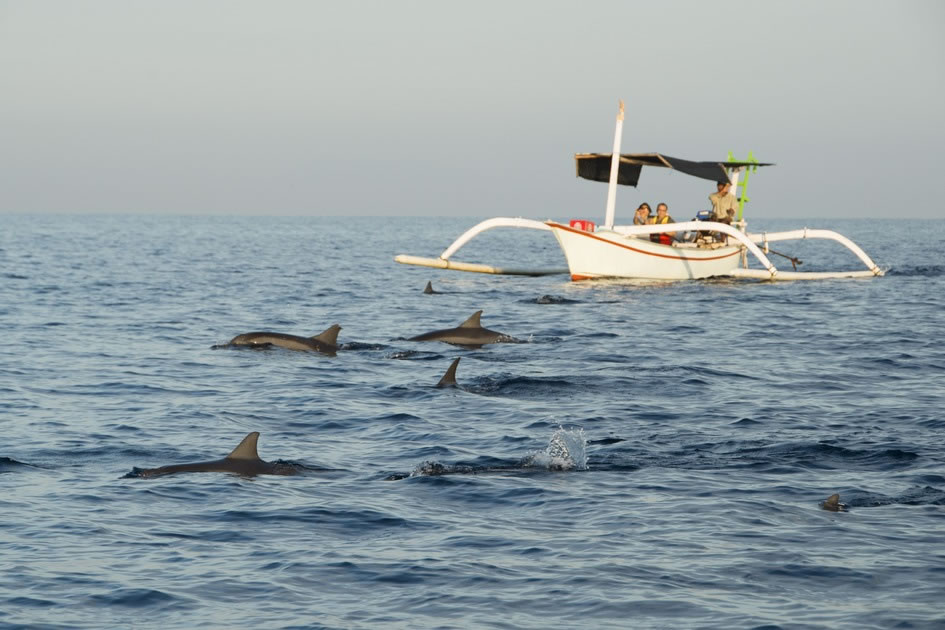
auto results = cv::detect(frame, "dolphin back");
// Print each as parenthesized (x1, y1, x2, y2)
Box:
(458, 311, 483, 328)
(820, 493, 847, 512)
(408, 311, 507, 348)
(310, 324, 341, 349)
(436, 358, 461, 388)
(226, 432, 261, 460)
(125, 432, 301, 478)
(223, 331, 336, 354)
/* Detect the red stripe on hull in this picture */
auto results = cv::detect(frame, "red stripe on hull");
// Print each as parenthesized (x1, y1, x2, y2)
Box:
(549, 222, 741, 262)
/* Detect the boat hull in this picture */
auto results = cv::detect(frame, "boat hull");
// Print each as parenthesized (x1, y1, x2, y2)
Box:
(548, 221, 742, 280)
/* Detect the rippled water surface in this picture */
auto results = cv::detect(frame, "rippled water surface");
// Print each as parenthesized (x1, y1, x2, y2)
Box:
(1, 214, 944, 629)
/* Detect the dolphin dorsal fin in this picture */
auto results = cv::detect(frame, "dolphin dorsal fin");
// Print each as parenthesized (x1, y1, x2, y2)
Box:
(824, 493, 840, 508)
(312, 324, 341, 346)
(437, 358, 460, 388)
(458, 311, 483, 328)
(424, 281, 434, 294)
(226, 432, 261, 460)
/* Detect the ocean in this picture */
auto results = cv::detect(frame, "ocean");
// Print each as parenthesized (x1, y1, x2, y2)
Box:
(1, 214, 943, 629)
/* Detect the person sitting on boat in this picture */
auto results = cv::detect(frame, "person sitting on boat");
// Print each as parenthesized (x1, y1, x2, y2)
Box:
(709, 180, 738, 224)
(633, 203, 651, 226)
(649, 203, 675, 245)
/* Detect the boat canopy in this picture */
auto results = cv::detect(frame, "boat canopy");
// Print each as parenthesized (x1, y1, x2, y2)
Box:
(575, 152, 773, 187)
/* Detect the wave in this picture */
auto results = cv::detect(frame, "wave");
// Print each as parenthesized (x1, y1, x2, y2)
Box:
(831, 486, 945, 509)
(593, 440, 921, 474)
(212, 506, 431, 534)
(87, 588, 187, 610)
(387, 350, 444, 360)
(465, 375, 609, 399)
(339, 342, 390, 351)
(525, 294, 581, 304)
(886, 265, 945, 277)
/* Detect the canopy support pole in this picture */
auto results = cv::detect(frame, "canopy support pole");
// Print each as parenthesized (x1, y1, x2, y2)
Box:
(603, 100, 625, 229)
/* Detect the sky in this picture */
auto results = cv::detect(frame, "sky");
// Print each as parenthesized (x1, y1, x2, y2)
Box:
(1, 0, 943, 219)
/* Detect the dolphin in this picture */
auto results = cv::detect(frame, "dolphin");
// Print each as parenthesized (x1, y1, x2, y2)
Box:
(215, 324, 341, 355)
(423, 281, 440, 294)
(126, 432, 300, 478)
(385, 428, 586, 480)
(436, 358, 461, 388)
(408, 311, 509, 349)
(820, 493, 848, 512)
(1, 456, 36, 473)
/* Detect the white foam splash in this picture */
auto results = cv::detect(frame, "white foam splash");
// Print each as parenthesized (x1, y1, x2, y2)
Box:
(524, 426, 588, 471)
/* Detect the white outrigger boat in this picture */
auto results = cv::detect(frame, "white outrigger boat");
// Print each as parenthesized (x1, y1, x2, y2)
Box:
(395, 101, 884, 281)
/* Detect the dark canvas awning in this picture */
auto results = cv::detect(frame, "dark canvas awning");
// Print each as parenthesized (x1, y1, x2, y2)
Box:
(575, 153, 773, 187)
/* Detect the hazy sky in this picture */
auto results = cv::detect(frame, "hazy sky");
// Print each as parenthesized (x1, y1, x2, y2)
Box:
(1, 0, 943, 218)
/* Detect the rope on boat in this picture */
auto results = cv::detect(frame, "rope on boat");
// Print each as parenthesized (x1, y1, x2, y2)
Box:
(765, 248, 802, 271)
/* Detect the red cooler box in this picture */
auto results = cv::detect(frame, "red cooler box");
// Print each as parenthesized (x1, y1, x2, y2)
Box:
(569, 219, 596, 232)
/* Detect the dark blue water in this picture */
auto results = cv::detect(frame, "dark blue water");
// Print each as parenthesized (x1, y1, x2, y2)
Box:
(1, 214, 943, 629)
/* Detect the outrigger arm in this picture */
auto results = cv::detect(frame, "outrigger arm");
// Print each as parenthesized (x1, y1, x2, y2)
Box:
(740, 227, 884, 278)
(394, 217, 567, 276)
(606, 221, 884, 279)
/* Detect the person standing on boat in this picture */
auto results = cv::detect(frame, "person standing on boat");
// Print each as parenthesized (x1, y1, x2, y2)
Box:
(709, 180, 738, 224)
(650, 203, 675, 245)
(633, 203, 651, 226)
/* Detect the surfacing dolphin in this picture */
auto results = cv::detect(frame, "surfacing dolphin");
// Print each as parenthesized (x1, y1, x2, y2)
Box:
(214, 324, 341, 355)
(423, 281, 440, 294)
(126, 432, 300, 478)
(820, 493, 848, 512)
(408, 311, 511, 349)
(436, 358, 461, 388)
(384, 428, 587, 480)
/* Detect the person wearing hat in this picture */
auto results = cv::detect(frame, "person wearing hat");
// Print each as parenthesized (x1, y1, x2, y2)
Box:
(709, 180, 738, 224)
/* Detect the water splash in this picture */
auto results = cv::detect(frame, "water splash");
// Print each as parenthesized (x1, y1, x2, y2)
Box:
(523, 427, 588, 471)
(388, 427, 589, 479)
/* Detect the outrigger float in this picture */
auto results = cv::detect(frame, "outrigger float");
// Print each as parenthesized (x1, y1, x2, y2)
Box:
(395, 101, 884, 281)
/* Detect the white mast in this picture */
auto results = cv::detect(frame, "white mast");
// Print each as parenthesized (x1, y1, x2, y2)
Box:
(729, 168, 741, 203)
(603, 99, 625, 229)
